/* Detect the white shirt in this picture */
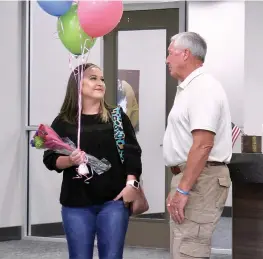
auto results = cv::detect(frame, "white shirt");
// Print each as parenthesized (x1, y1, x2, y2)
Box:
(163, 67, 232, 166)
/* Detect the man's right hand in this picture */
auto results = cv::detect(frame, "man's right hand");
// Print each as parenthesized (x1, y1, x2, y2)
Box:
(69, 149, 86, 166)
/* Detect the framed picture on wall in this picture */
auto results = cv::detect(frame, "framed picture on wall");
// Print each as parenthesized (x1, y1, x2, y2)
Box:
(117, 69, 140, 133)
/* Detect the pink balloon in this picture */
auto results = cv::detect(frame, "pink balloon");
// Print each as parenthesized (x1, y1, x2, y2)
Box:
(77, 0, 123, 38)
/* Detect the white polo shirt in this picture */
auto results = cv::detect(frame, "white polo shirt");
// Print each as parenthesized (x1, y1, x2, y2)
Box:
(163, 67, 232, 167)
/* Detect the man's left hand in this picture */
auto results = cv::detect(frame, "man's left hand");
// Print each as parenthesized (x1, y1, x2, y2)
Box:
(168, 191, 189, 224)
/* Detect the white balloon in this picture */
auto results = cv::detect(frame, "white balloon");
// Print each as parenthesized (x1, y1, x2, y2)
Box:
(78, 163, 89, 176)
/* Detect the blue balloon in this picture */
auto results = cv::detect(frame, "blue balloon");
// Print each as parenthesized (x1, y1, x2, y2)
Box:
(37, 1, 73, 17)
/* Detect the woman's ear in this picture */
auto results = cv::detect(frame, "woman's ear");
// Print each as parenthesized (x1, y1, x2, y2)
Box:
(79, 78, 84, 89)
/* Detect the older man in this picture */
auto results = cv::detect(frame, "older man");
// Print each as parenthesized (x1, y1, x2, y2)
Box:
(163, 32, 232, 259)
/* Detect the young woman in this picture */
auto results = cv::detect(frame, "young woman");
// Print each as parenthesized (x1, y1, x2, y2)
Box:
(43, 63, 142, 259)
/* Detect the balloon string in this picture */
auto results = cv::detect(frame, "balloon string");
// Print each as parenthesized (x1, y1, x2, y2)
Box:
(76, 44, 91, 153)
(77, 52, 90, 150)
(68, 44, 92, 152)
(77, 59, 82, 150)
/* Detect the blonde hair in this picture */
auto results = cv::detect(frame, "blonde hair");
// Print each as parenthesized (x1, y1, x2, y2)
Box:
(100, 99, 111, 123)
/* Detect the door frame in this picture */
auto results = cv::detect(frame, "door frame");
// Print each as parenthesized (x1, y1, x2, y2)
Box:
(103, 3, 186, 249)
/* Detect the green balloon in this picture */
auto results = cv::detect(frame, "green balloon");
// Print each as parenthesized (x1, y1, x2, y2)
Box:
(57, 4, 96, 55)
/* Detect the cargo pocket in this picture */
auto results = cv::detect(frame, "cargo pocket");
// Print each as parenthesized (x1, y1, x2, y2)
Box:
(180, 241, 210, 258)
(216, 177, 231, 209)
(179, 209, 215, 258)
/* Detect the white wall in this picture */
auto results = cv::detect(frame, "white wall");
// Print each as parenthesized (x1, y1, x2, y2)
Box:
(188, 1, 245, 129)
(244, 1, 263, 135)
(187, 1, 245, 207)
(0, 1, 22, 228)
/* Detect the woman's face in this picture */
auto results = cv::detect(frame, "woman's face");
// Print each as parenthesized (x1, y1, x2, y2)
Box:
(81, 66, 106, 100)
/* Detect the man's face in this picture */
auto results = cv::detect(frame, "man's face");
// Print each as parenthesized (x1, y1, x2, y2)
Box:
(166, 42, 187, 79)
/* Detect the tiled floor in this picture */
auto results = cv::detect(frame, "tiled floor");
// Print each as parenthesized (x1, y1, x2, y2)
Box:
(0, 217, 232, 258)
(0, 240, 231, 259)
(54, 217, 232, 249)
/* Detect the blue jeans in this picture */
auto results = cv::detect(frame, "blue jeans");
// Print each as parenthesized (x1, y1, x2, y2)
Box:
(61, 200, 130, 259)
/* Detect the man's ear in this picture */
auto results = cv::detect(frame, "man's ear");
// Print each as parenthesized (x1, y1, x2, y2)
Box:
(183, 49, 191, 61)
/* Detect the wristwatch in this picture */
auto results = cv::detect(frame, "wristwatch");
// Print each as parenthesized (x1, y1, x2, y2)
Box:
(126, 180, 140, 189)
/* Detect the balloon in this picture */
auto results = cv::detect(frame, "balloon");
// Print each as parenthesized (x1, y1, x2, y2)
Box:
(57, 4, 96, 55)
(37, 1, 73, 17)
(77, 0, 123, 38)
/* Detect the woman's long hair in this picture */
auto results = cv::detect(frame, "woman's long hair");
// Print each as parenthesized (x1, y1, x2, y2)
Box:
(59, 63, 112, 124)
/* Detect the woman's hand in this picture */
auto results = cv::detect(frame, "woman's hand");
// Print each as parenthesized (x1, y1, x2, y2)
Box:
(69, 149, 86, 166)
(114, 185, 138, 203)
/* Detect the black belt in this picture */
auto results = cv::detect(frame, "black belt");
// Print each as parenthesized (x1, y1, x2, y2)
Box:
(170, 161, 225, 175)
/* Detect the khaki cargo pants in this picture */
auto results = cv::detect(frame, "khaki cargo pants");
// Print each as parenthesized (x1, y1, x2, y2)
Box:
(170, 163, 231, 259)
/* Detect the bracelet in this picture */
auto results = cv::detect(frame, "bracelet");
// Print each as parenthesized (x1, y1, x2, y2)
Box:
(176, 187, 189, 196)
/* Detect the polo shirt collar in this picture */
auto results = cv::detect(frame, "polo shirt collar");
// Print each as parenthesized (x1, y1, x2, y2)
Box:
(178, 67, 205, 91)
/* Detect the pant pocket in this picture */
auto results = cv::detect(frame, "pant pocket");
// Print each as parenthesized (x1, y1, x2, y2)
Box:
(216, 176, 231, 209)
(179, 210, 215, 258)
(180, 241, 210, 258)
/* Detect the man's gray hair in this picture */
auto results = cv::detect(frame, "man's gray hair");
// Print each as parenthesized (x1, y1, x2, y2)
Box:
(171, 32, 207, 62)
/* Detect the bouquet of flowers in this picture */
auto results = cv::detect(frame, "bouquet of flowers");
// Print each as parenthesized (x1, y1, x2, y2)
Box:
(30, 124, 111, 183)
